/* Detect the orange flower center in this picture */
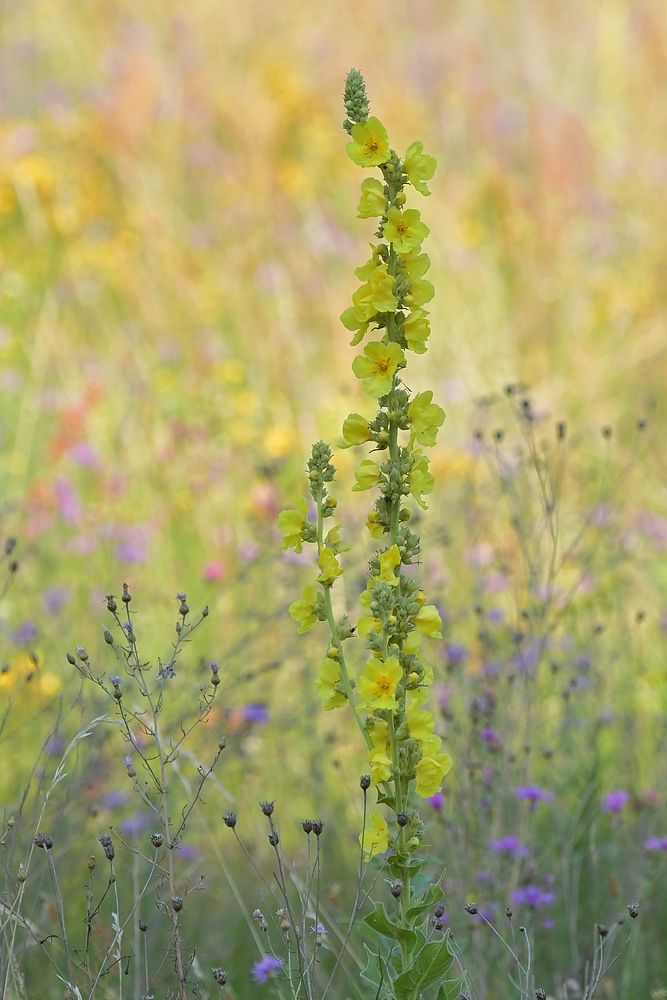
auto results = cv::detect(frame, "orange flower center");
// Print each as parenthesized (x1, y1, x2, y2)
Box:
(366, 139, 379, 154)
(377, 675, 392, 693)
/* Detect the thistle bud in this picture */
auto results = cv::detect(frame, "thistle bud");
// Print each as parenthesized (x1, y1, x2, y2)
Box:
(150, 833, 164, 848)
(253, 909, 268, 932)
(212, 968, 227, 986)
(260, 801, 275, 817)
(465, 902, 478, 915)
(223, 813, 237, 829)
(359, 775, 371, 791)
(311, 820, 324, 836)
(268, 831, 280, 847)
(171, 895, 183, 912)
(34, 831, 53, 850)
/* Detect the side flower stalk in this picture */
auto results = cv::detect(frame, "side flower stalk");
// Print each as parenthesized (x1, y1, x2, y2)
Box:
(279, 70, 458, 996)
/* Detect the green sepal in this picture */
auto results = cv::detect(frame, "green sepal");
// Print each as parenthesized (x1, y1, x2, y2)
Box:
(436, 976, 466, 1000)
(392, 932, 455, 1000)
(405, 882, 444, 921)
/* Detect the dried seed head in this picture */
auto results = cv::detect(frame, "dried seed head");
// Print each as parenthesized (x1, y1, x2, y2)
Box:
(465, 901, 478, 915)
(302, 819, 313, 834)
(121, 583, 131, 603)
(66, 653, 76, 665)
(260, 801, 275, 816)
(34, 831, 53, 850)
(397, 811, 410, 827)
(535, 990, 547, 1000)
(87, 856, 96, 871)
(218, 737, 226, 750)
(312, 820, 324, 836)
(139, 919, 147, 932)
(212, 969, 227, 986)
(150, 833, 164, 848)
(434, 904, 445, 918)
(433, 917, 444, 930)
(277, 907, 290, 933)
(77, 646, 89, 662)
(106, 595, 117, 613)
(98, 833, 115, 861)
(390, 882, 403, 898)
(268, 831, 280, 847)
(171, 896, 183, 912)
(359, 774, 371, 790)
(597, 924, 609, 938)
(505, 907, 513, 919)
(17, 864, 26, 882)
(223, 813, 237, 829)
(253, 909, 268, 932)
(202, 605, 209, 617)
(628, 902, 639, 919)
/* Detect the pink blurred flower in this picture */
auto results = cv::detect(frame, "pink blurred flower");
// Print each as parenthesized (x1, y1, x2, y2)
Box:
(202, 560, 226, 581)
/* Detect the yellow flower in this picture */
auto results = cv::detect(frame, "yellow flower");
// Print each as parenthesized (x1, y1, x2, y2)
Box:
(357, 177, 386, 218)
(357, 656, 402, 711)
(357, 613, 382, 638)
(410, 452, 435, 509)
(289, 585, 319, 634)
(347, 117, 391, 168)
(341, 412, 372, 448)
(318, 547, 343, 583)
(382, 207, 430, 253)
(368, 264, 398, 313)
(414, 604, 442, 639)
(406, 278, 435, 307)
(369, 747, 392, 784)
(408, 391, 446, 447)
(278, 495, 309, 552)
(316, 658, 347, 710)
(368, 718, 389, 749)
(415, 752, 453, 798)
(403, 141, 437, 196)
(324, 524, 350, 554)
(400, 249, 431, 281)
(360, 811, 389, 858)
(352, 341, 405, 398)
(378, 544, 401, 586)
(404, 630, 422, 655)
(365, 508, 386, 539)
(406, 700, 436, 743)
(352, 459, 382, 492)
(403, 309, 431, 354)
(355, 245, 385, 281)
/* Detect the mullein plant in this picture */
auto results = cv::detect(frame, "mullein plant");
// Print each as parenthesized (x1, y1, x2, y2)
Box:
(279, 71, 462, 999)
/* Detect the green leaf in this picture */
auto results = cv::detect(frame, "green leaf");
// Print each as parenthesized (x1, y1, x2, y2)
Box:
(377, 790, 397, 808)
(364, 902, 417, 952)
(436, 976, 465, 1000)
(406, 882, 444, 921)
(392, 933, 455, 1000)
(360, 945, 384, 989)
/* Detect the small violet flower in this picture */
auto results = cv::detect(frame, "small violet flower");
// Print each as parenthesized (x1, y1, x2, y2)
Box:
(514, 785, 555, 808)
(251, 956, 284, 983)
(601, 790, 629, 814)
(490, 836, 529, 858)
(511, 886, 554, 908)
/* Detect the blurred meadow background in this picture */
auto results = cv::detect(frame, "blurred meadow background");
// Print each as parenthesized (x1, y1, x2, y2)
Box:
(1, 0, 667, 996)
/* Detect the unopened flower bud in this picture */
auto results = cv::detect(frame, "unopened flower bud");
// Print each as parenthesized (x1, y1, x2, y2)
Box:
(202, 605, 209, 617)
(121, 583, 131, 604)
(627, 903, 639, 919)
(223, 813, 237, 829)
(99, 833, 115, 861)
(103, 627, 113, 645)
(465, 902, 478, 915)
(88, 856, 96, 871)
(139, 919, 147, 932)
(106, 595, 117, 613)
(253, 909, 268, 932)
(397, 812, 409, 827)
(312, 820, 324, 836)
(268, 831, 280, 847)
(359, 775, 371, 791)
(17, 864, 26, 882)
(66, 653, 76, 665)
(434, 904, 445, 918)
(212, 968, 227, 986)
(260, 801, 275, 816)
(390, 882, 402, 898)
(150, 833, 164, 848)
(302, 819, 313, 834)
(277, 907, 290, 933)
(171, 895, 183, 912)
(34, 831, 53, 850)
(505, 907, 513, 919)
(218, 737, 226, 750)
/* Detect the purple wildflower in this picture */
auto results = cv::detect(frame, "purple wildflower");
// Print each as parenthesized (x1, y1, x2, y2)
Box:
(44, 734, 64, 755)
(514, 785, 555, 807)
(238, 540, 260, 561)
(109, 676, 122, 686)
(644, 837, 667, 851)
(103, 791, 128, 808)
(120, 813, 150, 835)
(123, 755, 132, 767)
(68, 441, 99, 468)
(55, 478, 82, 525)
(178, 843, 197, 858)
(44, 587, 70, 615)
(481, 728, 501, 748)
(427, 791, 443, 811)
(490, 836, 529, 858)
(10, 621, 38, 645)
(543, 918, 554, 929)
(445, 643, 468, 665)
(601, 790, 629, 814)
(511, 886, 554, 908)
(243, 703, 269, 724)
(251, 956, 283, 983)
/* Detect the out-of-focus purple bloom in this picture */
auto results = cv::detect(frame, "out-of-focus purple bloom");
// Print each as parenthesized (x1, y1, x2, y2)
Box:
(515, 785, 554, 805)
(466, 542, 493, 568)
(483, 660, 504, 678)
(543, 874, 555, 885)
(482, 767, 494, 789)
(476, 872, 494, 885)
(445, 643, 468, 665)
(120, 813, 150, 835)
(575, 653, 592, 671)
(103, 791, 128, 808)
(427, 791, 443, 811)
(55, 478, 82, 525)
(44, 734, 64, 755)
(251, 956, 283, 983)
(10, 621, 38, 645)
(481, 729, 501, 748)
(644, 837, 667, 851)
(243, 703, 269, 724)
(490, 836, 529, 858)
(116, 541, 147, 564)
(178, 843, 197, 858)
(590, 503, 616, 527)
(636, 510, 667, 550)
(598, 708, 615, 725)
(44, 587, 71, 615)
(511, 886, 554, 908)
(487, 606, 505, 622)
(543, 918, 554, 929)
(601, 790, 629, 814)
(238, 540, 259, 561)
(68, 441, 99, 468)
(515, 643, 540, 673)
(483, 574, 509, 594)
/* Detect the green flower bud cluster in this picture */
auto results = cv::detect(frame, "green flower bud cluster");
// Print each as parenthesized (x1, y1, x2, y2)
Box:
(342, 68, 370, 134)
